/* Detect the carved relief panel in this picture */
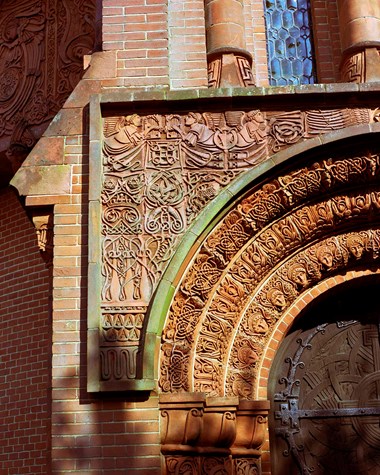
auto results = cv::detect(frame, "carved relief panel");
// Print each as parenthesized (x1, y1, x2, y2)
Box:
(90, 96, 380, 390)
(0, 0, 96, 169)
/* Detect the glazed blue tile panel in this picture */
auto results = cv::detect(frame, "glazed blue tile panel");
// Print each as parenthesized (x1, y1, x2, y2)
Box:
(265, 0, 316, 85)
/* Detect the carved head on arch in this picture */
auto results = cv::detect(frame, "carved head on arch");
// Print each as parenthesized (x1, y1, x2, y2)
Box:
(347, 234, 365, 259)
(287, 263, 309, 289)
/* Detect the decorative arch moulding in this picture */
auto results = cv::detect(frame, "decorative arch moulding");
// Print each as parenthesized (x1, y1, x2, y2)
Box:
(87, 87, 380, 392)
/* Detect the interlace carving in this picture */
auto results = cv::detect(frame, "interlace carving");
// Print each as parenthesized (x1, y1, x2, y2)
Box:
(97, 106, 379, 385)
(159, 147, 380, 395)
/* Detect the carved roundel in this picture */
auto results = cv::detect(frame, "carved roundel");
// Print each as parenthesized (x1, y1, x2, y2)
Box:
(159, 142, 380, 398)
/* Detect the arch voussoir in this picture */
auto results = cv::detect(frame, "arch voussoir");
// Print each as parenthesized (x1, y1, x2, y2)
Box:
(159, 142, 380, 399)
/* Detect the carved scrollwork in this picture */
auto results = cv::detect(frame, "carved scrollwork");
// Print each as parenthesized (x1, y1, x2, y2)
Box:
(0, 0, 95, 166)
(166, 456, 199, 475)
(234, 459, 259, 475)
(269, 111, 304, 152)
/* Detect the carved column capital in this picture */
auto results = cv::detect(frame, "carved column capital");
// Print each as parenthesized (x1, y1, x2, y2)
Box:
(338, 0, 380, 82)
(231, 400, 270, 457)
(159, 393, 270, 474)
(160, 392, 206, 453)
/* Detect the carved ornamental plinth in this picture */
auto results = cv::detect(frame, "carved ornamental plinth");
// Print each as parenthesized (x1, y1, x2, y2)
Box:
(159, 393, 269, 475)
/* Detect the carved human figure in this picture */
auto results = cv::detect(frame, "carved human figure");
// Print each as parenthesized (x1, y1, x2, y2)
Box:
(104, 114, 142, 148)
(316, 244, 335, 269)
(346, 234, 365, 259)
(103, 114, 144, 170)
(244, 307, 270, 335)
(239, 110, 267, 145)
(288, 263, 309, 289)
(184, 112, 214, 148)
(237, 345, 259, 367)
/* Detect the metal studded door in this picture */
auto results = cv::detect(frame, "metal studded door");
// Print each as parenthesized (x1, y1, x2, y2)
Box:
(269, 278, 380, 475)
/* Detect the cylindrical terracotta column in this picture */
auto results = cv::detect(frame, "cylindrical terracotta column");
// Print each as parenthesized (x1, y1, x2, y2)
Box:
(338, 0, 380, 82)
(204, 0, 255, 87)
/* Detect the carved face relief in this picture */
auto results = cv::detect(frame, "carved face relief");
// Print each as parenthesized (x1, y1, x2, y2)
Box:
(288, 264, 309, 289)
(316, 245, 334, 269)
(267, 288, 287, 311)
(347, 235, 365, 259)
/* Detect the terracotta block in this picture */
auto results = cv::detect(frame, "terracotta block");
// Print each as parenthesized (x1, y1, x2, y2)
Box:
(11, 165, 71, 197)
(44, 108, 85, 137)
(206, 23, 246, 52)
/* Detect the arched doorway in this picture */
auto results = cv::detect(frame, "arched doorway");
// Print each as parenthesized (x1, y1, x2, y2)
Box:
(269, 276, 380, 475)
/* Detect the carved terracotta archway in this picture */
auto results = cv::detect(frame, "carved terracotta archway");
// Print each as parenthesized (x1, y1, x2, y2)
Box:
(155, 130, 380, 474)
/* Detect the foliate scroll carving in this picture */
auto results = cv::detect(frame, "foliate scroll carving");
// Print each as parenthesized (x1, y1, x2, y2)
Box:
(165, 456, 199, 475)
(234, 459, 259, 475)
(0, 0, 95, 168)
(269, 111, 305, 152)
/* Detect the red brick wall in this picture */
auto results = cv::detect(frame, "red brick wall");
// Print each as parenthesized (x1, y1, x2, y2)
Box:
(102, 0, 171, 88)
(100, 0, 341, 88)
(48, 126, 161, 475)
(312, 0, 342, 83)
(0, 187, 51, 475)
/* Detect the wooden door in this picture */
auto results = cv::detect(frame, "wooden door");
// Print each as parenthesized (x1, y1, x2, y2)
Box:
(269, 278, 380, 474)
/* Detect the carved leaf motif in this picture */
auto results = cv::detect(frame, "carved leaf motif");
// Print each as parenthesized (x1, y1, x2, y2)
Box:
(235, 459, 259, 475)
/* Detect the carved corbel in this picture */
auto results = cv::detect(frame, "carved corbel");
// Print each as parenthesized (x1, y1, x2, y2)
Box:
(31, 209, 54, 266)
(160, 392, 205, 454)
